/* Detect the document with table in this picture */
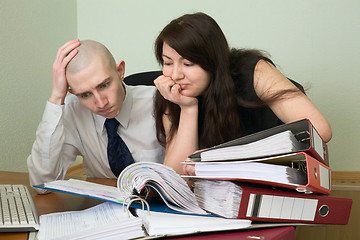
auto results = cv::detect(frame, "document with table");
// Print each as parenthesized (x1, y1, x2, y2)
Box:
(37, 202, 144, 240)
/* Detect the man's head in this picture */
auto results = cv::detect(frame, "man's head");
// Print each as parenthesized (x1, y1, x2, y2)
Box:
(66, 40, 126, 119)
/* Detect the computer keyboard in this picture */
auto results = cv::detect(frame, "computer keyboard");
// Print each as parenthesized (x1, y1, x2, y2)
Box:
(0, 184, 39, 232)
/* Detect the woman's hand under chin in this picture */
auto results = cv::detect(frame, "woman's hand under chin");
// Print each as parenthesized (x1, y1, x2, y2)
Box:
(154, 75, 198, 108)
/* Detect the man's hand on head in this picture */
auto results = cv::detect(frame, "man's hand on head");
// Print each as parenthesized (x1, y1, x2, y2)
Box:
(49, 39, 80, 105)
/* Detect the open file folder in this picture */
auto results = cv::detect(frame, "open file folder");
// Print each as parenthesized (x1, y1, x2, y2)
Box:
(184, 152, 332, 194)
(189, 119, 329, 166)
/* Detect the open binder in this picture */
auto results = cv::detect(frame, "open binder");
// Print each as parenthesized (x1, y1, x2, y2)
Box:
(184, 152, 332, 194)
(189, 119, 329, 166)
(194, 180, 352, 225)
(34, 162, 207, 215)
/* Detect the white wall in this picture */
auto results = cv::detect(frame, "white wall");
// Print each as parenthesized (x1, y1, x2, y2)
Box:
(0, 0, 77, 172)
(77, 0, 360, 171)
(1, 0, 357, 173)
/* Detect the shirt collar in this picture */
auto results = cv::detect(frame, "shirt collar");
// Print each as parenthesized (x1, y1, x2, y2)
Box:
(117, 84, 132, 128)
(94, 83, 133, 133)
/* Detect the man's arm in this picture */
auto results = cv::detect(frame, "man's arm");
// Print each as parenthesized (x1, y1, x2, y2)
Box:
(27, 101, 79, 194)
(27, 40, 81, 194)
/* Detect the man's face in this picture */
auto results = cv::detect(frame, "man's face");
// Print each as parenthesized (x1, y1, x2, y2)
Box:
(67, 56, 125, 119)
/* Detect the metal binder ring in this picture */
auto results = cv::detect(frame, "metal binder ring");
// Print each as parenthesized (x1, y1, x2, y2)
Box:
(123, 195, 151, 217)
(296, 187, 307, 193)
(296, 187, 313, 194)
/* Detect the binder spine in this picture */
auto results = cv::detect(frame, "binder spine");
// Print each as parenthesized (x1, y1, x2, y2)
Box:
(301, 155, 332, 195)
(294, 121, 329, 166)
(241, 191, 352, 225)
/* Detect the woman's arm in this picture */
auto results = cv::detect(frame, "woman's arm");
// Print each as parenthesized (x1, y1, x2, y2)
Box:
(162, 105, 199, 174)
(254, 60, 332, 142)
(154, 75, 199, 174)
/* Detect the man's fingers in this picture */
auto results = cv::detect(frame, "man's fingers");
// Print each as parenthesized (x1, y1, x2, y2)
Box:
(54, 39, 80, 66)
(62, 49, 78, 67)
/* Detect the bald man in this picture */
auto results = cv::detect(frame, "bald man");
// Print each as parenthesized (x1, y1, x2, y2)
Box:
(27, 39, 165, 193)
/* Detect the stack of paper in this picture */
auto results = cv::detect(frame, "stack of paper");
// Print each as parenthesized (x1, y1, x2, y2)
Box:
(198, 130, 305, 161)
(37, 202, 145, 240)
(118, 162, 206, 214)
(37, 201, 252, 239)
(193, 160, 307, 185)
(194, 180, 243, 218)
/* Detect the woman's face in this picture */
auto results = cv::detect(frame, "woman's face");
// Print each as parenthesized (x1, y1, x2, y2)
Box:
(161, 42, 211, 97)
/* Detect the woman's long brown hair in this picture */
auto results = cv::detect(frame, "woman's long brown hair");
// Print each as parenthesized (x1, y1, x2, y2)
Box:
(153, 12, 303, 149)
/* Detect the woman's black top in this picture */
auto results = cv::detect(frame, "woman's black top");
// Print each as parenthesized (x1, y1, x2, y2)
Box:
(199, 51, 304, 141)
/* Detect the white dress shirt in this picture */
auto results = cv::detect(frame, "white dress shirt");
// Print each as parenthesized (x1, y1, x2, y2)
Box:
(27, 84, 165, 193)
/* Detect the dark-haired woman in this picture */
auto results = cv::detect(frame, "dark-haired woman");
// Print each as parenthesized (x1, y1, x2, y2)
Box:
(153, 12, 332, 175)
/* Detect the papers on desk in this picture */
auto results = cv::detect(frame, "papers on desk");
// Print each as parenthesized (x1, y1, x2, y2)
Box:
(37, 202, 252, 239)
(37, 202, 145, 240)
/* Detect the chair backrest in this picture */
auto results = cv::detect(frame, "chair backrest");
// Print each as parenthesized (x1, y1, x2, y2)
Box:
(124, 71, 161, 86)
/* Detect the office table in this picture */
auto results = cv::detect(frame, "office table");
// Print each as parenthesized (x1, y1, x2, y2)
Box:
(0, 171, 296, 240)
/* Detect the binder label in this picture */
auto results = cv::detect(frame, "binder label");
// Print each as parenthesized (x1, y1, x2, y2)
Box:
(311, 127, 324, 160)
(246, 194, 318, 221)
(319, 165, 331, 190)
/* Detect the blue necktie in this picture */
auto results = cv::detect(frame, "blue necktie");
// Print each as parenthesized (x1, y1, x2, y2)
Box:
(105, 118, 134, 177)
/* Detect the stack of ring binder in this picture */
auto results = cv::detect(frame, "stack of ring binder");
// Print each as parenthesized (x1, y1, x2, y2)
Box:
(183, 118, 352, 225)
(35, 119, 353, 232)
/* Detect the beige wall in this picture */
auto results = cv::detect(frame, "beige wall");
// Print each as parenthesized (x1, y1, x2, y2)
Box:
(77, 0, 360, 171)
(1, 0, 359, 172)
(0, 0, 77, 172)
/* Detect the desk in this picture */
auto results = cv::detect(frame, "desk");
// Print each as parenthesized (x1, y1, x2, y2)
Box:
(0, 171, 296, 240)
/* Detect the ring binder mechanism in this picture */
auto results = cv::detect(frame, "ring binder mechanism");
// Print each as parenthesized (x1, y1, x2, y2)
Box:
(123, 194, 150, 217)
(189, 119, 330, 166)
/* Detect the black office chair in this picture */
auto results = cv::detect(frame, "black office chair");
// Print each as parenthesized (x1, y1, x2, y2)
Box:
(124, 70, 162, 86)
(124, 71, 305, 94)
